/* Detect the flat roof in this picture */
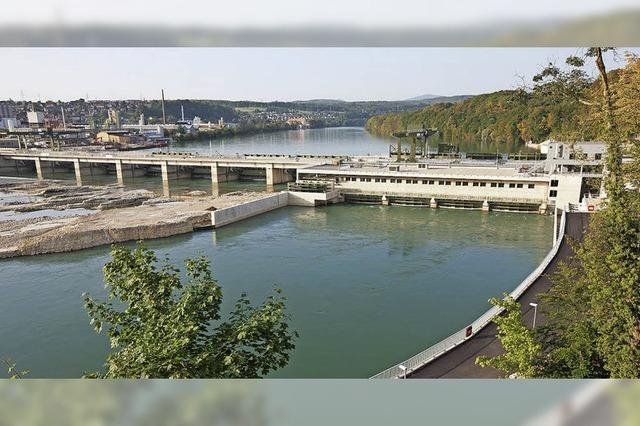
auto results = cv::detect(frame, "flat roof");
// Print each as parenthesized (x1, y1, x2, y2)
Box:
(302, 164, 549, 181)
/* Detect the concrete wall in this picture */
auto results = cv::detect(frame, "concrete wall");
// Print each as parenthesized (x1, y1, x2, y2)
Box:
(211, 192, 289, 228)
(550, 174, 583, 206)
(287, 190, 340, 206)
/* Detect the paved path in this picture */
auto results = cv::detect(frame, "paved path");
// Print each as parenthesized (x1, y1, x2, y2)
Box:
(410, 212, 590, 378)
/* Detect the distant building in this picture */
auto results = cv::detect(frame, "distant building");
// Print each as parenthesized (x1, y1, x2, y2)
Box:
(27, 111, 45, 128)
(538, 140, 606, 161)
(286, 116, 310, 128)
(107, 109, 121, 129)
(96, 130, 142, 144)
(0, 118, 18, 130)
(0, 102, 15, 119)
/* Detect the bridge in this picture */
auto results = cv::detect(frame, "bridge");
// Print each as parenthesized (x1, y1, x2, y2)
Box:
(0, 149, 343, 196)
(372, 210, 589, 379)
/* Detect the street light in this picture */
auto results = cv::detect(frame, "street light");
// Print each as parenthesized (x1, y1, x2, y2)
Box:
(398, 364, 407, 379)
(529, 302, 538, 329)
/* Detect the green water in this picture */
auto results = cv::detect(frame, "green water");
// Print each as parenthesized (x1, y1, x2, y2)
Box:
(0, 205, 552, 378)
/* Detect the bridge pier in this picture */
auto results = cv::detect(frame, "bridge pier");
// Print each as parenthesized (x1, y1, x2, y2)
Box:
(115, 160, 124, 185)
(34, 158, 44, 180)
(73, 160, 83, 186)
(265, 165, 293, 188)
(160, 162, 170, 197)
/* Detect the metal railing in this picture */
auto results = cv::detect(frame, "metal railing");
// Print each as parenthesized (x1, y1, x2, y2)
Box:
(371, 209, 567, 379)
(288, 181, 335, 193)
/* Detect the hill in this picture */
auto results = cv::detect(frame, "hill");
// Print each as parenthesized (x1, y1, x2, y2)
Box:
(365, 89, 593, 150)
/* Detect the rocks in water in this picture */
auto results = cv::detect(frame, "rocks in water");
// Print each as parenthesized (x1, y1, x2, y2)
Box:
(186, 190, 207, 197)
(0, 183, 155, 212)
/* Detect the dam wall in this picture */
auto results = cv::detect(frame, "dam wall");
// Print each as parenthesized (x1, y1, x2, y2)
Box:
(211, 192, 289, 228)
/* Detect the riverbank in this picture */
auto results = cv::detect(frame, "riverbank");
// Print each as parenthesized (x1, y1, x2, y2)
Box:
(0, 180, 273, 258)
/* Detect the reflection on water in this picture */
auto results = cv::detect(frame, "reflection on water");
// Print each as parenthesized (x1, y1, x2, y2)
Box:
(168, 127, 392, 156)
(0, 204, 552, 378)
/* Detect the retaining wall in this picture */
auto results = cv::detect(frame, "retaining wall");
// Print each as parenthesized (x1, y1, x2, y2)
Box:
(211, 192, 289, 228)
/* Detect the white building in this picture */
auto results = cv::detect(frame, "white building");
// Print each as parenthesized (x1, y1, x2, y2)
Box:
(539, 140, 606, 161)
(27, 111, 45, 128)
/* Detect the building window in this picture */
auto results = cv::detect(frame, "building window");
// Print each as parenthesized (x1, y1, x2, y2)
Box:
(380, 178, 387, 183)
(491, 182, 497, 188)
(550, 179, 559, 187)
(595, 153, 602, 160)
(498, 183, 505, 188)
(422, 180, 428, 184)
(418, 164, 426, 168)
(509, 183, 516, 188)
(516, 183, 523, 188)
(390, 178, 396, 183)
(528, 184, 535, 189)
(462, 181, 469, 186)
(472, 182, 479, 187)
(412, 179, 419, 184)
(549, 190, 558, 198)
(438, 181, 445, 185)
(445, 181, 451, 186)
(455, 181, 462, 186)
(428, 180, 435, 185)
(479, 182, 486, 187)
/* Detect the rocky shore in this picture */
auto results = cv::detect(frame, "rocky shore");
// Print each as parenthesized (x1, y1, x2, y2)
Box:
(0, 181, 271, 258)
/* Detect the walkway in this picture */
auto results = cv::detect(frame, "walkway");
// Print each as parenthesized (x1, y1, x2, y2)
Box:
(409, 212, 589, 378)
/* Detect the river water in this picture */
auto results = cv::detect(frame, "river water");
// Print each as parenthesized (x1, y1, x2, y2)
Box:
(0, 127, 552, 377)
(0, 204, 552, 378)
(168, 127, 393, 156)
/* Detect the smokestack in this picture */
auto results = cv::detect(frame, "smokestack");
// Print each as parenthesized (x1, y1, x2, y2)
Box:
(181, 105, 185, 121)
(61, 106, 66, 130)
(161, 89, 166, 125)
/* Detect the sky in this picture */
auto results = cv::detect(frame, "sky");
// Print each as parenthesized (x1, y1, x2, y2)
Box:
(2, 0, 638, 28)
(0, 48, 635, 102)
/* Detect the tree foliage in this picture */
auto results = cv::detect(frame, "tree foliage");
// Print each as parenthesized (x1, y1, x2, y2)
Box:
(476, 297, 540, 378)
(477, 48, 640, 379)
(366, 50, 640, 152)
(83, 244, 297, 378)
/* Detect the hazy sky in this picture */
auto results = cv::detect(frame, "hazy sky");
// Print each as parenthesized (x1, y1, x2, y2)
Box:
(1, 48, 634, 102)
(2, 0, 638, 27)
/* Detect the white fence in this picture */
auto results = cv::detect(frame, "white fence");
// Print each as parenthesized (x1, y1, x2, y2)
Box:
(371, 209, 567, 379)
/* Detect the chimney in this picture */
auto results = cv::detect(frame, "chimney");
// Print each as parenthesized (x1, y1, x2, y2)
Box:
(161, 89, 166, 125)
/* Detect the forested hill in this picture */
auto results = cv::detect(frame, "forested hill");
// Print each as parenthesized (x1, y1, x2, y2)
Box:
(365, 89, 593, 150)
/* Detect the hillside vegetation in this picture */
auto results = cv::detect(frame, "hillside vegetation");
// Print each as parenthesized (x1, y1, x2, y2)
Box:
(366, 56, 640, 150)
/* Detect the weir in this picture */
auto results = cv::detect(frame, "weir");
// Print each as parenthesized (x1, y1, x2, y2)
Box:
(0, 149, 332, 195)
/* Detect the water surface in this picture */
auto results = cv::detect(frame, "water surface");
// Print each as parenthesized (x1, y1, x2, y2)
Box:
(0, 205, 552, 378)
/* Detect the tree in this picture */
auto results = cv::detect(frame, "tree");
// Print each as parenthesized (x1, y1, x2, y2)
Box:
(477, 48, 640, 378)
(83, 244, 297, 378)
(476, 296, 540, 378)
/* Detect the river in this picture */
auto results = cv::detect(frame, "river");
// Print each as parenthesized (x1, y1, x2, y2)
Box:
(0, 204, 552, 378)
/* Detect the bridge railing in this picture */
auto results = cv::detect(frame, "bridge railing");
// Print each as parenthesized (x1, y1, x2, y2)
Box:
(371, 209, 567, 379)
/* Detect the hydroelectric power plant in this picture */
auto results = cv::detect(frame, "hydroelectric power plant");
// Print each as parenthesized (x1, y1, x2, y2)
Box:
(0, 127, 602, 377)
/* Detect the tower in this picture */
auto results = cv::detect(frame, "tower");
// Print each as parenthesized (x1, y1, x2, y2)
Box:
(161, 89, 166, 125)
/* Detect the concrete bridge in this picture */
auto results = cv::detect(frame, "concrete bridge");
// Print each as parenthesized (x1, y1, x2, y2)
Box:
(0, 149, 342, 196)
(372, 210, 589, 379)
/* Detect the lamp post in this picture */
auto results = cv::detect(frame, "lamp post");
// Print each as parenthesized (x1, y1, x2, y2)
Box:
(399, 364, 407, 379)
(529, 302, 538, 329)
